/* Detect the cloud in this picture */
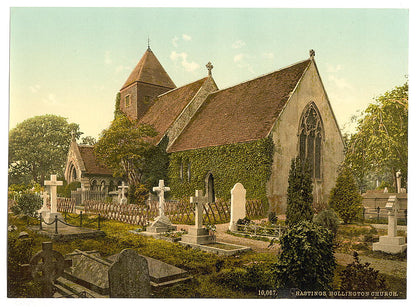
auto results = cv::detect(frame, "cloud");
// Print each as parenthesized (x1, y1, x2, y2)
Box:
(104, 51, 112, 65)
(42, 93, 58, 105)
(233, 53, 246, 62)
(233, 53, 254, 73)
(115, 65, 131, 74)
(262, 52, 275, 59)
(328, 75, 353, 90)
(172, 36, 179, 47)
(326, 63, 343, 73)
(182, 34, 192, 41)
(29, 84, 41, 93)
(232, 40, 246, 49)
(170, 51, 199, 72)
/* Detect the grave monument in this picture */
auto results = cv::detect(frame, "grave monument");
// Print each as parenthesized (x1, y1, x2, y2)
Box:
(373, 195, 407, 254)
(229, 183, 247, 231)
(146, 180, 176, 233)
(42, 174, 63, 223)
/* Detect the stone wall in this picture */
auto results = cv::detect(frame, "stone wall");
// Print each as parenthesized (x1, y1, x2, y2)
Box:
(267, 60, 344, 214)
(363, 191, 407, 210)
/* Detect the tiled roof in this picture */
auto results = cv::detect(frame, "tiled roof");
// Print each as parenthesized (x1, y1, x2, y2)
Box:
(78, 145, 113, 175)
(139, 77, 209, 142)
(121, 48, 176, 90)
(168, 59, 311, 152)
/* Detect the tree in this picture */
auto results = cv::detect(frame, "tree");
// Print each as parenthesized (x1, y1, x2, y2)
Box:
(114, 92, 122, 119)
(8, 114, 82, 185)
(273, 221, 336, 291)
(94, 113, 158, 197)
(328, 166, 362, 224)
(80, 136, 97, 145)
(285, 157, 314, 227)
(345, 82, 408, 192)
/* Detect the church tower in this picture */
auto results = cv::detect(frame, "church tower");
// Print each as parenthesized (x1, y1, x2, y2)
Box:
(119, 47, 176, 120)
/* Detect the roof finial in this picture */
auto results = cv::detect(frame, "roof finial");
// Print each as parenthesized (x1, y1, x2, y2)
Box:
(206, 62, 213, 76)
(309, 49, 315, 59)
(147, 36, 151, 51)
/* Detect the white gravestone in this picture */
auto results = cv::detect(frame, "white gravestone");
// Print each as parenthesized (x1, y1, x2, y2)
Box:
(43, 175, 63, 223)
(181, 190, 214, 244)
(38, 190, 49, 217)
(118, 181, 128, 205)
(146, 180, 176, 233)
(373, 195, 407, 254)
(229, 183, 246, 231)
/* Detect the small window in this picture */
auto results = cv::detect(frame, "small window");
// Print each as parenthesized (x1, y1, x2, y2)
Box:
(144, 96, 151, 104)
(187, 162, 191, 182)
(125, 95, 131, 107)
(179, 160, 183, 182)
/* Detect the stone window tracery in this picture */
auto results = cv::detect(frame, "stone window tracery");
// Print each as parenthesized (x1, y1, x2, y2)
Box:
(299, 103, 323, 179)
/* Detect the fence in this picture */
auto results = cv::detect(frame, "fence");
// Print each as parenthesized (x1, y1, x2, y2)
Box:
(80, 198, 266, 226)
(236, 223, 287, 238)
(363, 207, 407, 224)
(71, 190, 108, 206)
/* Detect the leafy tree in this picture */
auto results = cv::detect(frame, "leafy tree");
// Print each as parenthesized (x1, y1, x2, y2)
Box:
(11, 192, 42, 217)
(339, 251, 386, 292)
(80, 136, 97, 145)
(94, 113, 158, 199)
(329, 166, 362, 224)
(8, 114, 82, 185)
(313, 208, 340, 236)
(273, 221, 336, 291)
(285, 157, 313, 227)
(345, 82, 408, 192)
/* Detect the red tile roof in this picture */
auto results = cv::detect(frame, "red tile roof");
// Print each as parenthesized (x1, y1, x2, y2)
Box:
(139, 77, 209, 143)
(78, 145, 113, 175)
(121, 48, 176, 90)
(168, 59, 311, 153)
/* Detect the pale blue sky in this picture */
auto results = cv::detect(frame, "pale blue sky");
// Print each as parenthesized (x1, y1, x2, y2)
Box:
(9, 7, 409, 138)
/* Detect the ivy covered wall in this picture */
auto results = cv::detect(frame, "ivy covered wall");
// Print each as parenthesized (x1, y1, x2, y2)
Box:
(168, 137, 274, 208)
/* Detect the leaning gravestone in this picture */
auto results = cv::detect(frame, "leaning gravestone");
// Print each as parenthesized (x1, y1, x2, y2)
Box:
(108, 249, 151, 298)
(229, 183, 247, 231)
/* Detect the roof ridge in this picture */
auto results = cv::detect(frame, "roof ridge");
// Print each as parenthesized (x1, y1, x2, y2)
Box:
(209, 58, 311, 96)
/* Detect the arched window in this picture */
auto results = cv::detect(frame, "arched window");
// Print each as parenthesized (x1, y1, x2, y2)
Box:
(299, 103, 323, 179)
(91, 180, 97, 191)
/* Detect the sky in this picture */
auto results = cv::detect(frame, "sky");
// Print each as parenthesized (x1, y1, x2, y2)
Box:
(8, 6, 409, 139)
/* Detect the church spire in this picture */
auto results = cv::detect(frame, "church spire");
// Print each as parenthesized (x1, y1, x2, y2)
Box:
(147, 36, 151, 51)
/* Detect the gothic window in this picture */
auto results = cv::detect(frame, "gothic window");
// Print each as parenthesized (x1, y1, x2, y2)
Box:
(179, 159, 184, 181)
(125, 95, 131, 107)
(299, 103, 323, 179)
(187, 161, 191, 182)
(91, 180, 97, 191)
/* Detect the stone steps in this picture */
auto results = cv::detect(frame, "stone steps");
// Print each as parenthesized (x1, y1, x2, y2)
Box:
(54, 276, 108, 298)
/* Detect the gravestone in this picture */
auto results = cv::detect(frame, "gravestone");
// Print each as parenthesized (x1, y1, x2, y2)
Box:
(229, 183, 247, 231)
(37, 190, 49, 217)
(43, 175, 63, 223)
(373, 195, 407, 253)
(108, 249, 151, 298)
(118, 181, 128, 205)
(181, 190, 214, 244)
(146, 180, 176, 233)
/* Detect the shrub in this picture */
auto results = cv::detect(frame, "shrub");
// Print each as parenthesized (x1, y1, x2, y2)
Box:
(237, 217, 251, 225)
(272, 220, 335, 291)
(11, 192, 42, 217)
(339, 251, 386, 291)
(58, 181, 81, 198)
(313, 208, 340, 236)
(268, 211, 278, 224)
(329, 166, 363, 223)
(285, 157, 314, 227)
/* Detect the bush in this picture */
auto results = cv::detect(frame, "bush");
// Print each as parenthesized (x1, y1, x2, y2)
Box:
(339, 251, 386, 291)
(268, 211, 278, 224)
(313, 209, 340, 236)
(329, 166, 363, 223)
(272, 220, 335, 291)
(285, 157, 314, 227)
(11, 193, 42, 217)
(237, 217, 251, 225)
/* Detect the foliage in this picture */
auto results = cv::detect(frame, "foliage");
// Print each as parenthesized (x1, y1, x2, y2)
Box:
(344, 82, 408, 192)
(114, 92, 122, 119)
(57, 181, 81, 198)
(8, 114, 82, 185)
(11, 192, 42, 217)
(339, 251, 386, 291)
(168, 137, 274, 205)
(94, 113, 157, 202)
(80, 136, 96, 145)
(272, 221, 335, 291)
(237, 217, 251, 225)
(329, 166, 363, 224)
(285, 157, 313, 227)
(313, 208, 340, 236)
(268, 211, 278, 224)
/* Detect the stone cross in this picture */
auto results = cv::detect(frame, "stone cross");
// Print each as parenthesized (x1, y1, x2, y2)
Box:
(44, 175, 63, 214)
(108, 249, 151, 298)
(206, 62, 214, 76)
(29, 242, 68, 297)
(190, 190, 207, 229)
(118, 181, 128, 205)
(38, 190, 49, 216)
(229, 183, 247, 231)
(153, 180, 170, 217)
(386, 195, 399, 237)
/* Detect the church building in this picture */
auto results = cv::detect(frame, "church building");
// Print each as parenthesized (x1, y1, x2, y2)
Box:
(66, 46, 344, 214)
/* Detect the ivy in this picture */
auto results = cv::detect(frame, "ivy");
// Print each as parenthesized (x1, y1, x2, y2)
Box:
(168, 137, 274, 207)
